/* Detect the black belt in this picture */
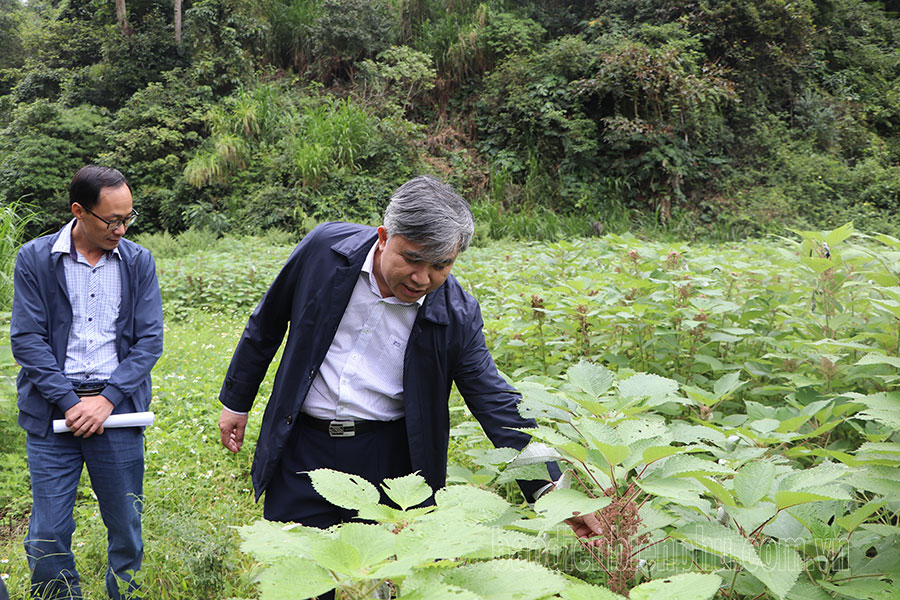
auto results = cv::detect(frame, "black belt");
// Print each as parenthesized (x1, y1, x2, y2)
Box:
(300, 416, 403, 438)
(74, 384, 106, 397)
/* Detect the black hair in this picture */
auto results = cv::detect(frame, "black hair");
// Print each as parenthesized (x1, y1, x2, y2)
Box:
(69, 165, 130, 210)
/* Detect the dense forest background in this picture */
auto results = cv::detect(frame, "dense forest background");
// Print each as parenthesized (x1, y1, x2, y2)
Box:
(1, 0, 899, 240)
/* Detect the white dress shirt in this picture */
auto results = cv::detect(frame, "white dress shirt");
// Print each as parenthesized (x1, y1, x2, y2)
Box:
(301, 241, 423, 421)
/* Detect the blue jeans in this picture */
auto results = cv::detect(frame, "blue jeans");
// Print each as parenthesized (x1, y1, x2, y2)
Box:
(25, 425, 144, 600)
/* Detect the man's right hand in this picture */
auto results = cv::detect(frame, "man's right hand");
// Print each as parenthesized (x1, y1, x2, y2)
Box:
(65, 395, 114, 438)
(218, 408, 248, 453)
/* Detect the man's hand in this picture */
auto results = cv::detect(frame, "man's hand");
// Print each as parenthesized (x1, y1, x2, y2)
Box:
(65, 395, 114, 438)
(564, 512, 604, 545)
(218, 408, 248, 453)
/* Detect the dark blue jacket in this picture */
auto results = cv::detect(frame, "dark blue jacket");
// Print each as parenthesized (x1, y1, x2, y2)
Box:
(220, 222, 555, 500)
(11, 229, 164, 437)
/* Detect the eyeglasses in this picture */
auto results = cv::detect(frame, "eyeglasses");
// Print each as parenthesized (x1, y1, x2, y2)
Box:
(83, 206, 138, 230)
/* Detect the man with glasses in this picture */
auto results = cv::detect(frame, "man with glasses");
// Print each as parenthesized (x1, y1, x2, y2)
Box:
(11, 165, 163, 599)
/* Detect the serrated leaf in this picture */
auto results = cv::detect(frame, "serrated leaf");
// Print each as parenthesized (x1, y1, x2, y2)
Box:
(257, 557, 335, 599)
(507, 442, 564, 468)
(399, 584, 483, 600)
(643, 445, 687, 464)
(729, 503, 777, 534)
(531, 488, 611, 528)
(441, 559, 567, 600)
(629, 573, 722, 600)
(434, 485, 511, 523)
(567, 360, 616, 397)
(786, 581, 834, 600)
(835, 500, 886, 533)
(592, 441, 631, 468)
(713, 371, 745, 400)
(824, 222, 854, 246)
(659, 455, 735, 479)
(560, 582, 625, 600)
(697, 477, 737, 508)
(854, 392, 900, 429)
(734, 460, 776, 507)
(307, 468, 380, 510)
(638, 479, 710, 512)
(333, 523, 396, 571)
(774, 491, 840, 510)
(237, 520, 323, 562)
(820, 578, 892, 599)
(305, 537, 364, 573)
(744, 543, 802, 600)
(618, 373, 679, 399)
(799, 256, 834, 274)
(856, 353, 900, 369)
(381, 472, 433, 510)
(672, 522, 761, 567)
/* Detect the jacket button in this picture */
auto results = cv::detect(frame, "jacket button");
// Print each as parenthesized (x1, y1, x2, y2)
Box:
(308, 369, 315, 379)
(225, 377, 233, 389)
(285, 415, 293, 425)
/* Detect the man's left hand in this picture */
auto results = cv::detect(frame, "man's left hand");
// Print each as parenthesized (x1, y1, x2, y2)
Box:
(64, 395, 114, 438)
(564, 512, 604, 545)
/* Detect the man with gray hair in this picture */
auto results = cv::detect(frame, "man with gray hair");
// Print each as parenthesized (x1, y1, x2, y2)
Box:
(217, 176, 596, 537)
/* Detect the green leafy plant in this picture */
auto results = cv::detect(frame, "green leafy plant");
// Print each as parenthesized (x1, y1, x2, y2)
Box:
(237, 469, 724, 600)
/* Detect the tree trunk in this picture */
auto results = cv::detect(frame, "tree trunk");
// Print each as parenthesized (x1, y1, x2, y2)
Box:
(174, 0, 182, 44)
(115, 0, 132, 35)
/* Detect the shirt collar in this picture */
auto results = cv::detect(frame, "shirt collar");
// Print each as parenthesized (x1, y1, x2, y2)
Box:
(361, 240, 425, 306)
(51, 219, 121, 261)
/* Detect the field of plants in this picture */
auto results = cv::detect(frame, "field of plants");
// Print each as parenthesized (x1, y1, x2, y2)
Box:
(1, 223, 899, 599)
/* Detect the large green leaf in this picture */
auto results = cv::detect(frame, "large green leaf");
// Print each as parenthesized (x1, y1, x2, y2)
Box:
(713, 371, 745, 401)
(672, 522, 761, 567)
(381, 472, 433, 510)
(854, 392, 900, 429)
(306, 468, 380, 510)
(434, 485, 511, 523)
(400, 584, 482, 600)
(786, 582, 834, 600)
(560, 582, 625, 600)
(775, 490, 846, 510)
(658, 454, 734, 479)
(567, 360, 616, 397)
(618, 373, 679, 400)
(856, 353, 900, 369)
(819, 578, 892, 599)
(523, 488, 611, 532)
(256, 557, 335, 599)
(441, 559, 567, 600)
(237, 520, 322, 562)
(744, 543, 803, 600)
(332, 523, 396, 572)
(629, 573, 722, 600)
(835, 500, 886, 533)
(638, 479, 710, 512)
(734, 460, 776, 507)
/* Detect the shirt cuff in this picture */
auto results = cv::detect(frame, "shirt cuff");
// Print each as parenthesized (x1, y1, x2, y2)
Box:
(531, 482, 555, 503)
(222, 405, 248, 416)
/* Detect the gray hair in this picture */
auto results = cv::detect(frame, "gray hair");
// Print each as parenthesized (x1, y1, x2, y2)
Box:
(382, 175, 474, 262)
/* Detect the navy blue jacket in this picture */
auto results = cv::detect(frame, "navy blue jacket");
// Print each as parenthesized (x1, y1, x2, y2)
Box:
(11, 229, 164, 437)
(220, 222, 555, 500)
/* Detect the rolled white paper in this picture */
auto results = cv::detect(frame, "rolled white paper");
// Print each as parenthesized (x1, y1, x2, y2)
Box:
(53, 411, 155, 434)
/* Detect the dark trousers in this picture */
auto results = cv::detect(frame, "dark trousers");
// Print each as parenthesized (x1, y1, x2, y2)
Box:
(263, 417, 412, 600)
(263, 417, 413, 526)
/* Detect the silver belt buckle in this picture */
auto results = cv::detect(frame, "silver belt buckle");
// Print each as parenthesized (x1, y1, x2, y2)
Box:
(328, 420, 356, 438)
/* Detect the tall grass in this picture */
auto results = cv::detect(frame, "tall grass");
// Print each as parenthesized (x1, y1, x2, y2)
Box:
(0, 202, 37, 312)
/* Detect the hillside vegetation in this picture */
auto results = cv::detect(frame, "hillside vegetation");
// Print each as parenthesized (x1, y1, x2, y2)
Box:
(1, 0, 899, 240)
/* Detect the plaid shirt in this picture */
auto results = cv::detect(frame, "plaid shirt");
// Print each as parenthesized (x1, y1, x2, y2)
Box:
(51, 220, 121, 381)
